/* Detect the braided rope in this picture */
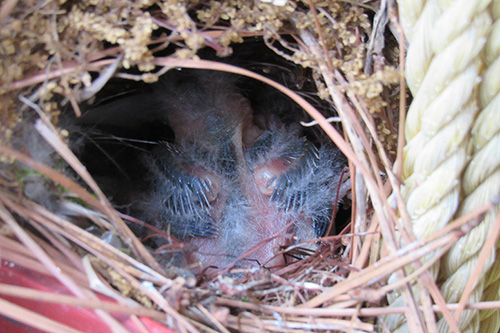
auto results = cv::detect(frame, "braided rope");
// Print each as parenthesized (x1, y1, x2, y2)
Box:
(437, 1, 500, 330)
(383, 0, 498, 330)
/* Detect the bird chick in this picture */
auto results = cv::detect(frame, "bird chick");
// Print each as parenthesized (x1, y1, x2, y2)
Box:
(79, 69, 346, 272)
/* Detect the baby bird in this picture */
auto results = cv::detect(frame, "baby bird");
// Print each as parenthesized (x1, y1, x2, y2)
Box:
(79, 69, 346, 271)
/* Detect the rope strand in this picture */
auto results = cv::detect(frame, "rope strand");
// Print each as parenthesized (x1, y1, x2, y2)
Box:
(383, 0, 498, 330)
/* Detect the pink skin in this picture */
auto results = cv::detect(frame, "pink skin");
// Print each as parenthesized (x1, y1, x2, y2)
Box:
(185, 119, 299, 271)
(253, 157, 293, 196)
(188, 167, 295, 270)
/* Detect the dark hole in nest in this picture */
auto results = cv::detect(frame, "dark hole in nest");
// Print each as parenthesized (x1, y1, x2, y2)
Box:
(71, 38, 351, 274)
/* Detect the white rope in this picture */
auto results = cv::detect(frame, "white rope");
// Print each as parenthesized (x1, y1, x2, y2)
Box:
(437, 1, 500, 330)
(383, 0, 497, 330)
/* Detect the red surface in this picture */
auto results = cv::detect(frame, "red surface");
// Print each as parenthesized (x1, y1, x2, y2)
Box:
(0, 260, 175, 333)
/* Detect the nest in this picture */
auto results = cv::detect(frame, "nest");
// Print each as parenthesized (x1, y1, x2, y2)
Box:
(1, 0, 499, 332)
